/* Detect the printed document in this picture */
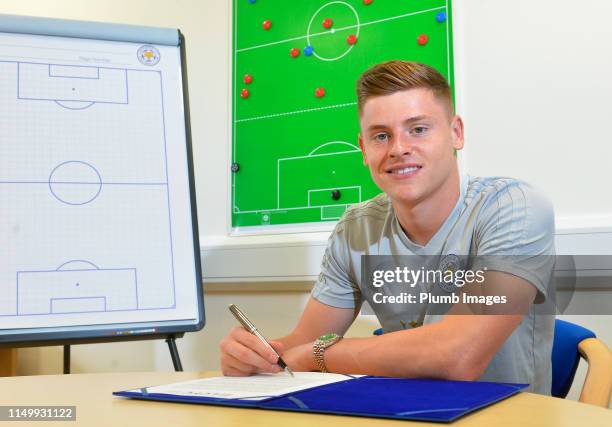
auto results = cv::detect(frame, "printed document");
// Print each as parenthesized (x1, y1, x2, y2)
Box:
(133, 372, 355, 401)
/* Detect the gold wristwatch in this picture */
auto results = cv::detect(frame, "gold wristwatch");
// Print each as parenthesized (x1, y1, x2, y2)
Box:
(313, 332, 342, 372)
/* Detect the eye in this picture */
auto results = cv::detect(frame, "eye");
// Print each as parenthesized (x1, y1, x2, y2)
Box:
(373, 133, 389, 142)
(412, 126, 428, 135)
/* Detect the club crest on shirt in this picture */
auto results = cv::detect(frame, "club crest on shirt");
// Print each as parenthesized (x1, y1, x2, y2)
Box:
(437, 254, 461, 293)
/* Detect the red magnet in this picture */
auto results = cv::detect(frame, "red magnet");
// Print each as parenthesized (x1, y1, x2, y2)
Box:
(240, 88, 250, 99)
(290, 47, 300, 58)
(417, 34, 428, 45)
(323, 18, 333, 29)
(347, 34, 358, 45)
(315, 87, 325, 98)
(363, 0, 373, 4)
(243, 74, 253, 84)
(262, 20, 272, 30)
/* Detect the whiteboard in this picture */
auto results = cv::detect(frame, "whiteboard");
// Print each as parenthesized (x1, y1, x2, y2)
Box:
(0, 14, 204, 343)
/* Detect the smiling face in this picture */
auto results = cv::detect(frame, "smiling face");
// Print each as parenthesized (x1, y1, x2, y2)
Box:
(358, 88, 464, 209)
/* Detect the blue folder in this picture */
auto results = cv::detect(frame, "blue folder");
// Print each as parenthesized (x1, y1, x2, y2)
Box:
(114, 376, 527, 423)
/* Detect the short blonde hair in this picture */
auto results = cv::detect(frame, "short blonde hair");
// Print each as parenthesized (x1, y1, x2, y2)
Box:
(356, 60, 453, 117)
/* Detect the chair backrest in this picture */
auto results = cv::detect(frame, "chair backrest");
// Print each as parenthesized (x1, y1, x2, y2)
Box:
(551, 319, 596, 398)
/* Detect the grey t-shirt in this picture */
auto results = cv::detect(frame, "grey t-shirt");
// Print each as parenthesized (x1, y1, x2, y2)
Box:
(311, 175, 556, 395)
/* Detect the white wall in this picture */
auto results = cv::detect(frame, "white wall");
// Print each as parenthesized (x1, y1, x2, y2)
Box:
(3, 0, 610, 407)
(456, 0, 612, 228)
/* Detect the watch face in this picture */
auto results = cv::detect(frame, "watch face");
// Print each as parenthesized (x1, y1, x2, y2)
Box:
(320, 333, 338, 342)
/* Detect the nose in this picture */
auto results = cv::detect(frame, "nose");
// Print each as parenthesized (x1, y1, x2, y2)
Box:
(388, 133, 413, 158)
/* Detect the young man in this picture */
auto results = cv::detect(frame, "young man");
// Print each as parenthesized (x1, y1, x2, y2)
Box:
(220, 61, 555, 394)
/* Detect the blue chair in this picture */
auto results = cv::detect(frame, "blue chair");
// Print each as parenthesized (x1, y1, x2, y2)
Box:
(552, 319, 611, 407)
(551, 319, 595, 398)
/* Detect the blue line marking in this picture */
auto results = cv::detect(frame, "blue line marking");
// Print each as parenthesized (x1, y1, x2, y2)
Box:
(53, 100, 96, 110)
(48, 64, 101, 80)
(50, 296, 107, 314)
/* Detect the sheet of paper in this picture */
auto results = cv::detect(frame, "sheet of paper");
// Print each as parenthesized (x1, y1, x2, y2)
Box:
(133, 372, 356, 401)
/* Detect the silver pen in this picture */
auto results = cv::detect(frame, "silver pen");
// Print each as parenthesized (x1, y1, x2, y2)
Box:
(228, 304, 294, 377)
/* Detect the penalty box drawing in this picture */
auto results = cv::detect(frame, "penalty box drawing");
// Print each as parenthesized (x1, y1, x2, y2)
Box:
(277, 141, 364, 220)
(18, 62, 128, 110)
(17, 260, 137, 315)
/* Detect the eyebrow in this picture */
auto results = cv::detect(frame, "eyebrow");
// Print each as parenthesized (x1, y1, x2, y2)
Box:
(366, 115, 432, 133)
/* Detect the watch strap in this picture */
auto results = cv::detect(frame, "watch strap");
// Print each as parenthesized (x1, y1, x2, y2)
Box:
(313, 333, 342, 373)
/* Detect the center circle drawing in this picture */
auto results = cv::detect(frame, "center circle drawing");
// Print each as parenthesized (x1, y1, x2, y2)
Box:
(48, 160, 102, 205)
(306, 1, 361, 61)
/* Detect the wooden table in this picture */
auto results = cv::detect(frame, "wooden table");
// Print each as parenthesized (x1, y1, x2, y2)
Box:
(0, 349, 16, 376)
(0, 371, 609, 426)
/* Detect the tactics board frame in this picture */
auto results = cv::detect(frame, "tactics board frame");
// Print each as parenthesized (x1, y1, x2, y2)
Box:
(0, 24, 205, 349)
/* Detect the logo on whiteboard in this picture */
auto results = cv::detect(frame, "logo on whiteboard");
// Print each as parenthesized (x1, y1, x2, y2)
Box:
(137, 45, 160, 66)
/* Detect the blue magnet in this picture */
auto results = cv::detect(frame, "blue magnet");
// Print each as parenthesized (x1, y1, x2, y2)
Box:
(248, 0, 256, 4)
(436, 11, 447, 23)
(303, 45, 314, 56)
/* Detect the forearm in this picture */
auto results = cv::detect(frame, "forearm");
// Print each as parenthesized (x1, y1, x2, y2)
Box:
(274, 331, 314, 351)
(323, 318, 497, 380)
(275, 297, 358, 352)
(324, 331, 450, 379)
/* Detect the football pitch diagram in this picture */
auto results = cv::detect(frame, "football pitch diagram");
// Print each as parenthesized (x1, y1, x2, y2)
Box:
(232, 0, 454, 228)
(0, 60, 177, 318)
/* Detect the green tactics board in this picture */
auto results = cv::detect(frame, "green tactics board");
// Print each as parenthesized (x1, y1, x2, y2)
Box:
(232, 0, 454, 229)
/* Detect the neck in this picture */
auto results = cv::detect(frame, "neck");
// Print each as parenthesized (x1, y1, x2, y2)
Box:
(393, 169, 461, 246)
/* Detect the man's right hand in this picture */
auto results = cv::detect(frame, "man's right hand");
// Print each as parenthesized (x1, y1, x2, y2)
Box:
(220, 326, 285, 376)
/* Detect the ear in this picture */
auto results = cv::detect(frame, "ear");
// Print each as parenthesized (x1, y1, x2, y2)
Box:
(451, 115, 465, 151)
(358, 133, 369, 166)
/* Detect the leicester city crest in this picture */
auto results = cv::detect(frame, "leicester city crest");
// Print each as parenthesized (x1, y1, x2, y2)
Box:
(437, 254, 461, 293)
(137, 45, 161, 66)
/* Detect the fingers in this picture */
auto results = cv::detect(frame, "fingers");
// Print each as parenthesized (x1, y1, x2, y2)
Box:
(221, 352, 282, 376)
(225, 341, 280, 373)
(230, 326, 280, 364)
(220, 327, 283, 376)
(269, 340, 284, 356)
(221, 353, 257, 376)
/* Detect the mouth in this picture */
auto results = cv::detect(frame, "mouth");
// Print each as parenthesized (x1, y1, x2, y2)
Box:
(386, 164, 422, 177)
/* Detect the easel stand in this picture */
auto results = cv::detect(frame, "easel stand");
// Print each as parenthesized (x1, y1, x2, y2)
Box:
(61, 334, 183, 374)
(63, 345, 70, 374)
(166, 335, 183, 371)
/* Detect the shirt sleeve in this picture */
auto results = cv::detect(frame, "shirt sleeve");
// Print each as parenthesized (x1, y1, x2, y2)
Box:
(311, 221, 362, 309)
(471, 180, 556, 300)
